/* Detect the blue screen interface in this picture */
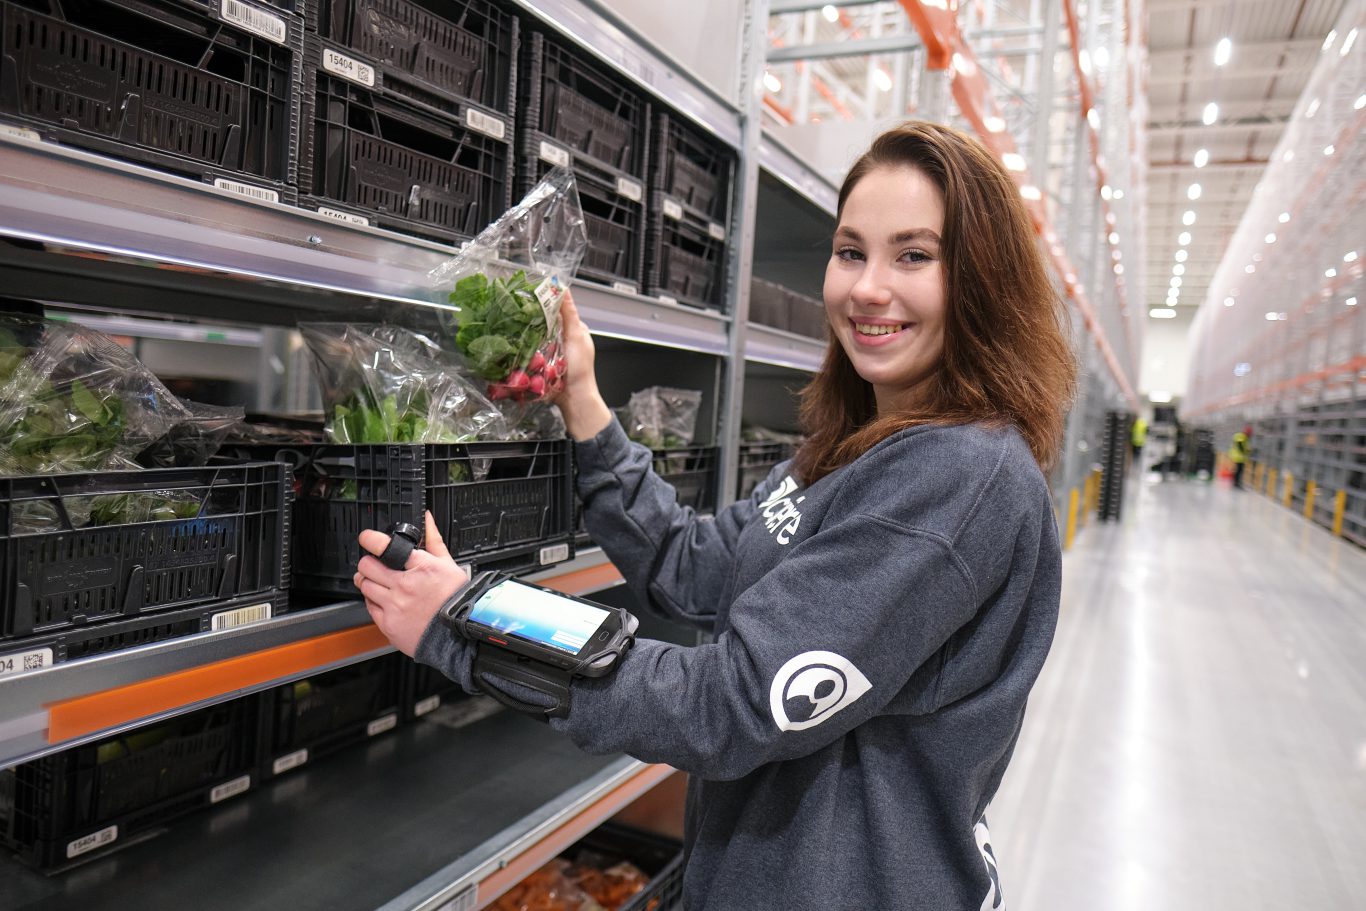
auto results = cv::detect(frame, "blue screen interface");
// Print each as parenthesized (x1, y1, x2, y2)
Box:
(468, 580, 610, 655)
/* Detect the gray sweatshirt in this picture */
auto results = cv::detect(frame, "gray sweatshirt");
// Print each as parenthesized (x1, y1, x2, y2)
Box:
(417, 417, 1060, 910)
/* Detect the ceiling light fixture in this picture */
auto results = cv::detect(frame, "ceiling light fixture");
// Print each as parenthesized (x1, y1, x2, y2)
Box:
(1173, 264, 1186, 276)
(821, 4, 840, 23)
(1342, 28, 1358, 56)
(1214, 38, 1232, 66)
(1245, 264, 1255, 274)
(1347, 297, 1358, 307)
(1150, 308, 1177, 319)
(1323, 29, 1338, 53)
(1345, 251, 1359, 262)
(763, 72, 782, 93)
(1187, 183, 1202, 200)
(1326, 268, 1337, 278)
(1279, 212, 1290, 223)
(1019, 185, 1042, 200)
(1109, 231, 1120, 245)
(1324, 144, 1335, 156)
(1202, 102, 1218, 125)
(1175, 249, 1188, 262)
(873, 69, 893, 92)
(1265, 233, 1276, 244)
(1193, 148, 1209, 168)
(1179, 232, 1191, 246)
(1002, 152, 1027, 171)
(1183, 210, 1197, 225)
(1306, 98, 1321, 118)
(1224, 297, 1235, 307)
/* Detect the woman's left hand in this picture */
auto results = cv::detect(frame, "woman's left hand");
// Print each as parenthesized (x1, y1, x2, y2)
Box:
(354, 511, 468, 657)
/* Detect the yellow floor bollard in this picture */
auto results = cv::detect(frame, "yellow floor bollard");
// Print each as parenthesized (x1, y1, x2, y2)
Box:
(1333, 490, 1347, 536)
(1282, 472, 1294, 508)
(1253, 462, 1262, 489)
(1304, 480, 1316, 521)
(1267, 468, 1277, 497)
(1065, 488, 1079, 550)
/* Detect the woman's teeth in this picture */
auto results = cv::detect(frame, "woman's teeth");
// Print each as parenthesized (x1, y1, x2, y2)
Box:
(854, 323, 905, 336)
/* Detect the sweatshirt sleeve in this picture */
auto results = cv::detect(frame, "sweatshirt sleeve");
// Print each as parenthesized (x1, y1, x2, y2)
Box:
(553, 429, 1038, 780)
(575, 418, 785, 632)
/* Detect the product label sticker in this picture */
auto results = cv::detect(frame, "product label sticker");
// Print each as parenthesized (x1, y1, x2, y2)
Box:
(657, 294, 678, 306)
(616, 177, 643, 202)
(210, 775, 252, 804)
(538, 141, 571, 168)
(0, 124, 41, 142)
(466, 109, 506, 140)
(414, 695, 442, 717)
(322, 48, 375, 87)
(67, 826, 117, 859)
(611, 281, 638, 295)
(662, 199, 684, 221)
(533, 273, 566, 334)
(213, 178, 280, 204)
(211, 602, 272, 632)
(317, 206, 370, 227)
(708, 222, 726, 242)
(221, 0, 287, 45)
(367, 713, 398, 737)
(0, 647, 53, 679)
(539, 543, 570, 565)
(273, 749, 308, 774)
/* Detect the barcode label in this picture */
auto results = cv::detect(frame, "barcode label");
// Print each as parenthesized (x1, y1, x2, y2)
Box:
(611, 281, 638, 295)
(367, 713, 398, 737)
(458, 562, 474, 578)
(414, 695, 442, 717)
(539, 141, 570, 168)
(0, 647, 53, 679)
(662, 199, 684, 220)
(67, 825, 117, 859)
(318, 206, 370, 227)
(466, 109, 506, 140)
(210, 775, 252, 804)
(435, 884, 479, 911)
(273, 749, 308, 774)
(539, 543, 570, 565)
(708, 222, 727, 241)
(0, 124, 41, 142)
(221, 0, 287, 44)
(213, 178, 280, 204)
(322, 48, 375, 87)
(658, 294, 678, 306)
(211, 602, 272, 631)
(616, 177, 643, 202)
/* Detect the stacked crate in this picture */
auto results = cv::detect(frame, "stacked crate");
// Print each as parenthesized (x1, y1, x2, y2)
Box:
(517, 31, 651, 294)
(297, 0, 517, 240)
(749, 278, 826, 339)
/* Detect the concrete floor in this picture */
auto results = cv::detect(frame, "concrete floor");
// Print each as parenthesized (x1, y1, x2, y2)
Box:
(990, 471, 1366, 910)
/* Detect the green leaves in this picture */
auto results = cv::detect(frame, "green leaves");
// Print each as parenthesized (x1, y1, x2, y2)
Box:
(448, 270, 548, 381)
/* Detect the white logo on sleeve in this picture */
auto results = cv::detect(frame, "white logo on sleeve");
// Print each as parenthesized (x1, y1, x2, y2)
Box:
(975, 816, 1007, 910)
(759, 476, 804, 545)
(768, 651, 872, 731)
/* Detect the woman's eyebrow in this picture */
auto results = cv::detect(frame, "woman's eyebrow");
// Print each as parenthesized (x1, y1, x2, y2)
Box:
(891, 229, 941, 244)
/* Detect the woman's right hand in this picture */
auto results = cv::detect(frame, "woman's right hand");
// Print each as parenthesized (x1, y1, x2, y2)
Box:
(552, 290, 613, 441)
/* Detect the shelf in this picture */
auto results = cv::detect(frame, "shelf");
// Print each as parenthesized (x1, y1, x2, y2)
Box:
(744, 322, 826, 372)
(0, 709, 672, 911)
(0, 551, 619, 769)
(758, 131, 839, 217)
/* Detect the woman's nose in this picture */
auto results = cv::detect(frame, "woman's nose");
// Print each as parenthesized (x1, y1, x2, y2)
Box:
(850, 261, 893, 307)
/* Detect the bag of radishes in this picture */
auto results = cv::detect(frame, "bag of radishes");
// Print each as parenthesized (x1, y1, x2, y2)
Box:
(430, 167, 588, 406)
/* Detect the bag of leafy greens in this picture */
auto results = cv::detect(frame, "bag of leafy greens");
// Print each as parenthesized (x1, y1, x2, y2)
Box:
(429, 167, 587, 406)
(300, 323, 504, 444)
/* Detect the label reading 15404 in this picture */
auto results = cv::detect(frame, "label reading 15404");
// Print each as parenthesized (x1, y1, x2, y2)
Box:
(322, 48, 375, 87)
(0, 647, 53, 679)
(67, 825, 117, 859)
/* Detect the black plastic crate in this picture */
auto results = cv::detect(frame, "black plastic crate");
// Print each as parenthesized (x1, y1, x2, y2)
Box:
(0, 462, 291, 641)
(310, 0, 516, 126)
(647, 215, 727, 312)
(519, 31, 649, 184)
(0, 590, 287, 678)
(650, 111, 733, 225)
(299, 35, 513, 243)
(749, 278, 790, 332)
(228, 439, 573, 595)
(0, 0, 302, 201)
(517, 151, 645, 292)
(401, 660, 460, 721)
(736, 441, 793, 500)
(0, 697, 260, 871)
(653, 446, 718, 515)
(567, 823, 685, 911)
(788, 292, 827, 340)
(259, 653, 404, 778)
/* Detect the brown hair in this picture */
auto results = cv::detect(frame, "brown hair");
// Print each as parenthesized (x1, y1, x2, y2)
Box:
(792, 121, 1076, 484)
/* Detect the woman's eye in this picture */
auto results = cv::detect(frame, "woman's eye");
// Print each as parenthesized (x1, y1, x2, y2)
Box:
(835, 247, 864, 262)
(900, 250, 932, 264)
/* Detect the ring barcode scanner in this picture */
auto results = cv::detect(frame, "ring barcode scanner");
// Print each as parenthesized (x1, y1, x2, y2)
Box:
(376, 521, 422, 570)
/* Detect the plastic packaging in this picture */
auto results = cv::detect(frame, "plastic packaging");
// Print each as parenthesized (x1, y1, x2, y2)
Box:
(430, 167, 588, 406)
(488, 858, 606, 911)
(299, 323, 505, 444)
(621, 387, 704, 449)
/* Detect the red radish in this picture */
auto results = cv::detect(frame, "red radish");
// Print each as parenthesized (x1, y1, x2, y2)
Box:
(488, 383, 509, 401)
(506, 369, 531, 392)
(528, 351, 546, 374)
(544, 361, 560, 385)
(528, 374, 546, 397)
(552, 357, 566, 376)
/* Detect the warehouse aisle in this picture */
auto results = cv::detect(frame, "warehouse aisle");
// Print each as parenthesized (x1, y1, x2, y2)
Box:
(990, 474, 1366, 910)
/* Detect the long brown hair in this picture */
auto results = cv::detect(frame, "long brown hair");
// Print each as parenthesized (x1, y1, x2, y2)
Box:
(792, 121, 1076, 484)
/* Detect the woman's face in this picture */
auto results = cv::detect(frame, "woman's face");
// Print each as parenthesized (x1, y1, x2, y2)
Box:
(823, 165, 947, 413)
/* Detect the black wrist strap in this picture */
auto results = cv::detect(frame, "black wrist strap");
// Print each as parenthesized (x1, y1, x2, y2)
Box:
(474, 645, 572, 721)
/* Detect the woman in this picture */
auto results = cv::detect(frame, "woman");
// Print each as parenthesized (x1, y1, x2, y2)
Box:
(355, 121, 1076, 909)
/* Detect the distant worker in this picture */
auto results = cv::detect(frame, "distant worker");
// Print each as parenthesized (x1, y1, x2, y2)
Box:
(1230, 425, 1251, 489)
(1131, 415, 1148, 468)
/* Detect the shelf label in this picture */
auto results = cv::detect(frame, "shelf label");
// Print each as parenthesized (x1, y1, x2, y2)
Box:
(273, 749, 308, 775)
(466, 109, 506, 140)
(0, 124, 41, 142)
(67, 825, 118, 860)
(317, 206, 370, 227)
(539, 543, 570, 565)
(414, 695, 442, 717)
(221, 0, 287, 45)
(213, 178, 280, 204)
(708, 222, 726, 242)
(616, 177, 643, 202)
(210, 775, 252, 805)
(0, 646, 53, 679)
(538, 141, 570, 168)
(611, 280, 638, 295)
(435, 884, 479, 911)
(662, 199, 684, 221)
(657, 294, 678, 306)
(211, 601, 272, 631)
(367, 713, 398, 737)
(322, 48, 375, 87)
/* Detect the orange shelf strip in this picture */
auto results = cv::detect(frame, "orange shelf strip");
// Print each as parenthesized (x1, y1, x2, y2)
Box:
(47, 624, 389, 744)
(538, 562, 625, 596)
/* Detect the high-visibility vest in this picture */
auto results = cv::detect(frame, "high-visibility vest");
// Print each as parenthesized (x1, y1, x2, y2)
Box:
(1230, 432, 1248, 464)
(1131, 418, 1148, 447)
